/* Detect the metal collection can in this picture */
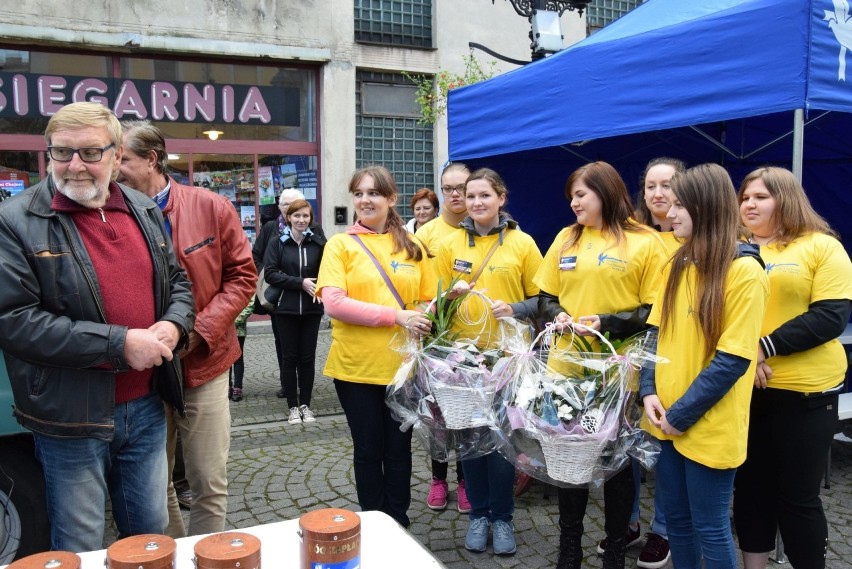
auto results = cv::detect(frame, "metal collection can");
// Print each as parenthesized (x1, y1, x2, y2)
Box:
(297, 508, 361, 569)
(105, 534, 176, 569)
(6, 551, 80, 569)
(193, 531, 261, 569)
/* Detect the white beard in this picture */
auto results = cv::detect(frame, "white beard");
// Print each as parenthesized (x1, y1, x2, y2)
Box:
(52, 171, 109, 208)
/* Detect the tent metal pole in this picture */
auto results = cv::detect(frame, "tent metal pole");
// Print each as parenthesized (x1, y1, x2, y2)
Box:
(792, 109, 804, 182)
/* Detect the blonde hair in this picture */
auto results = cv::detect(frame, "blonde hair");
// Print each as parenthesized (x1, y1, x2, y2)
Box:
(45, 103, 122, 176)
(738, 167, 835, 248)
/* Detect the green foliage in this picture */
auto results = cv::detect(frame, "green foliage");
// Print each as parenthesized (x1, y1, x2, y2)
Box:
(422, 276, 465, 346)
(403, 54, 497, 125)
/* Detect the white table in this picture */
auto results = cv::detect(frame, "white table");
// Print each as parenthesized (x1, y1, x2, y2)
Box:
(73, 511, 445, 569)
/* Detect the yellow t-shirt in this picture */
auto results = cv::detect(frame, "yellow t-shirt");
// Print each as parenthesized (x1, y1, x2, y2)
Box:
(415, 216, 461, 253)
(317, 232, 437, 385)
(759, 232, 852, 393)
(646, 256, 769, 469)
(658, 230, 682, 256)
(435, 228, 542, 349)
(534, 226, 667, 366)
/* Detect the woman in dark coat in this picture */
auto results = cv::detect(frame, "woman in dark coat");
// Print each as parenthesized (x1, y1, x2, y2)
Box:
(263, 199, 326, 424)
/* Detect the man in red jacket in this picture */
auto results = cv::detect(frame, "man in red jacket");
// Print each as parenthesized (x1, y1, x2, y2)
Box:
(119, 120, 256, 537)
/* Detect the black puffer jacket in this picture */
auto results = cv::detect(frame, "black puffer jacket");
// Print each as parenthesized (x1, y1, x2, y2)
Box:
(262, 228, 326, 315)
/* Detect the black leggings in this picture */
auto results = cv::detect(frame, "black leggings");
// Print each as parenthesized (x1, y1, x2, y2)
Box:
(558, 465, 634, 540)
(733, 387, 838, 569)
(431, 459, 464, 482)
(275, 313, 322, 408)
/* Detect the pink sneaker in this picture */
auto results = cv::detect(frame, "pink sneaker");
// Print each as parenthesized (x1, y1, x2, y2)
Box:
(457, 479, 471, 513)
(427, 477, 448, 510)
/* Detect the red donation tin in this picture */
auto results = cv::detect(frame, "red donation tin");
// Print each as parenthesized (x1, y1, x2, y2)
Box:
(298, 508, 361, 569)
(194, 531, 261, 569)
(106, 534, 176, 569)
(7, 551, 80, 569)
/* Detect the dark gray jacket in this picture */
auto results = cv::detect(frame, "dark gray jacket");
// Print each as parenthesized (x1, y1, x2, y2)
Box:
(0, 177, 195, 440)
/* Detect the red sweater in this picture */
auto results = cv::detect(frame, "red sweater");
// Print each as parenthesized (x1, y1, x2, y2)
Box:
(52, 187, 156, 403)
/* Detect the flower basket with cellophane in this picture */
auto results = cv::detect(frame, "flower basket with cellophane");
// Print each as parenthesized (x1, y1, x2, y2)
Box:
(492, 325, 660, 487)
(386, 286, 533, 462)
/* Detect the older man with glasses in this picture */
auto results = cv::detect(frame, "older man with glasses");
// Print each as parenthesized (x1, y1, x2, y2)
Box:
(0, 102, 195, 552)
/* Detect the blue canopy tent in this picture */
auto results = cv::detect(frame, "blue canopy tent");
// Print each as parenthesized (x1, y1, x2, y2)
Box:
(447, 0, 852, 251)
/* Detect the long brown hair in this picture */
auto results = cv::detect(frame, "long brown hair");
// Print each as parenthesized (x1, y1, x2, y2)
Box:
(661, 163, 739, 359)
(634, 157, 687, 225)
(561, 161, 645, 253)
(349, 165, 424, 261)
(738, 166, 835, 248)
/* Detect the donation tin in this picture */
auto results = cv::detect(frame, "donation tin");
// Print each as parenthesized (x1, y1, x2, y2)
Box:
(7, 551, 80, 569)
(297, 508, 361, 569)
(193, 531, 260, 569)
(106, 534, 176, 569)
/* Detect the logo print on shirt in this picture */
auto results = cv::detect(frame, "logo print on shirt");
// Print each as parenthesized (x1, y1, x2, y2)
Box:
(597, 252, 628, 271)
(390, 260, 415, 273)
(765, 262, 800, 275)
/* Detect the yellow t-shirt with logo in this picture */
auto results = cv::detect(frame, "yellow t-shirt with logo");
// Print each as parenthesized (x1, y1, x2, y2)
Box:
(435, 228, 542, 349)
(759, 232, 852, 393)
(534, 226, 667, 367)
(646, 257, 769, 469)
(317, 232, 437, 385)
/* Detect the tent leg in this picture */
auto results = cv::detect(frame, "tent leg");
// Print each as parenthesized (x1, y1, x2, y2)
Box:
(792, 109, 804, 182)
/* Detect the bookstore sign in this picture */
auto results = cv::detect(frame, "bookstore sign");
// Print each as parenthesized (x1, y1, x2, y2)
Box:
(0, 72, 300, 126)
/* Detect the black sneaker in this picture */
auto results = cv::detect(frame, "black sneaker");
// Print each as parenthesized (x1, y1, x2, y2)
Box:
(596, 524, 642, 554)
(637, 533, 671, 569)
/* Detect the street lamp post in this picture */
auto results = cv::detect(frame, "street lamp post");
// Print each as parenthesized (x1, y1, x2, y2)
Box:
(492, 0, 592, 60)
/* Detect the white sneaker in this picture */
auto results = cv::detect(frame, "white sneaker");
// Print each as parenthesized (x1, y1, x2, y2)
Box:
(288, 406, 302, 424)
(300, 405, 316, 422)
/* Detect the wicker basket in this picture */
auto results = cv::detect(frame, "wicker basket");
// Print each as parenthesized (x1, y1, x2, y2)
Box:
(431, 384, 494, 430)
(538, 436, 608, 485)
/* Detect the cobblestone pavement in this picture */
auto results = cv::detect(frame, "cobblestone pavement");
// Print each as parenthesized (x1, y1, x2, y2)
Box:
(118, 323, 852, 568)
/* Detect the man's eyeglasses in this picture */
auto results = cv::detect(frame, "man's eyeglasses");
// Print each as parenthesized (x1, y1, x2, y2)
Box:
(441, 184, 465, 195)
(47, 144, 116, 163)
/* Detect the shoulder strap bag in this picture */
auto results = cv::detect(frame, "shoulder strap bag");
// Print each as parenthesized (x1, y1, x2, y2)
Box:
(350, 234, 406, 309)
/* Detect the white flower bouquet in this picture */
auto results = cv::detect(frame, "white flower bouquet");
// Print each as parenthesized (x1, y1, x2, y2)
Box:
(492, 326, 654, 487)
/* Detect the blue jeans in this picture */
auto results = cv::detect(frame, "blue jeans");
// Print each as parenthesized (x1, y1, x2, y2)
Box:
(34, 392, 168, 552)
(631, 458, 668, 537)
(334, 379, 413, 527)
(656, 440, 736, 569)
(461, 451, 515, 522)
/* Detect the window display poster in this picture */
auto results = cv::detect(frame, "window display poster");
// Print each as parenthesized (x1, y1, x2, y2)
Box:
(296, 171, 317, 200)
(0, 179, 25, 197)
(279, 163, 298, 191)
(258, 166, 275, 205)
(240, 206, 256, 228)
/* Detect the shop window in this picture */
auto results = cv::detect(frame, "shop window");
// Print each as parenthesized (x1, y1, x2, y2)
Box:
(356, 71, 433, 221)
(354, 0, 433, 48)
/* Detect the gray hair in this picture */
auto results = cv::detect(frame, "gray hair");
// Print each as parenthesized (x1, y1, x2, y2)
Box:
(121, 120, 168, 174)
(279, 187, 304, 206)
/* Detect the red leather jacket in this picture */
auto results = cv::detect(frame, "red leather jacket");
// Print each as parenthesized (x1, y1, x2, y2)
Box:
(163, 178, 256, 388)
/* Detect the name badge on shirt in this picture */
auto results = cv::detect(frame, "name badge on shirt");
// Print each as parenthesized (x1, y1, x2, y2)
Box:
(559, 256, 577, 271)
(453, 258, 474, 274)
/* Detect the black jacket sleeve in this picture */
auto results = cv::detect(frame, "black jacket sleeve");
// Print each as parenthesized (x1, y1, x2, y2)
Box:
(759, 299, 852, 358)
(599, 304, 652, 341)
(538, 290, 564, 322)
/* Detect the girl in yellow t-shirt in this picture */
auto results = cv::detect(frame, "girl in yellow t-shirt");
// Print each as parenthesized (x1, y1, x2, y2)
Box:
(733, 167, 852, 569)
(316, 165, 436, 528)
(534, 161, 666, 569)
(437, 168, 542, 557)
(641, 164, 769, 569)
(617, 157, 687, 566)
